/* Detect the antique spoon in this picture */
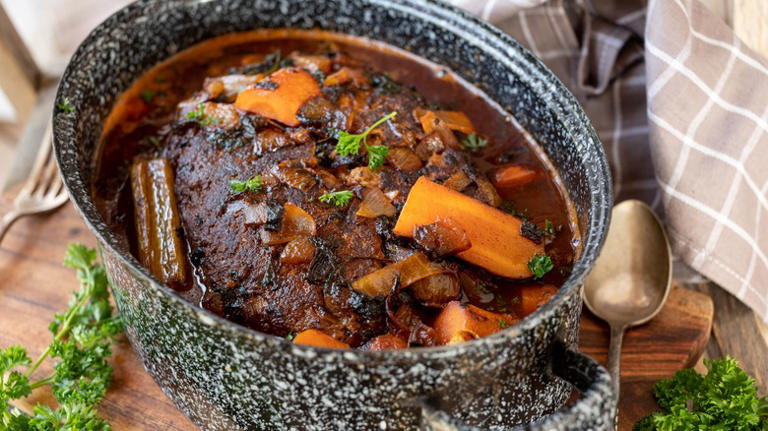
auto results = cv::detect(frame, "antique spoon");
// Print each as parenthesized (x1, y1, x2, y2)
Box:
(583, 199, 672, 401)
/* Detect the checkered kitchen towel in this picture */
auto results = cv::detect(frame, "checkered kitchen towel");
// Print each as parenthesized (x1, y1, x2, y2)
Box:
(448, 0, 768, 321)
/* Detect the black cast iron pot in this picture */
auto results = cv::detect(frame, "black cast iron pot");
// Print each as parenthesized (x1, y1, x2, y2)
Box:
(52, 0, 615, 429)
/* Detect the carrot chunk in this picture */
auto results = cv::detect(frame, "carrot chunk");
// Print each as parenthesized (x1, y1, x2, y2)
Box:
(493, 165, 538, 189)
(365, 334, 408, 351)
(516, 285, 558, 317)
(234, 67, 321, 126)
(413, 109, 475, 135)
(293, 329, 350, 349)
(433, 301, 517, 345)
(393, 177, 544, 278)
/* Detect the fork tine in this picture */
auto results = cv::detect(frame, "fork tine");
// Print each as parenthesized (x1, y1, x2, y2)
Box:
(18, 123, 53, 197)
(35, 154, 59, 198)
(45, 171, 65, 199)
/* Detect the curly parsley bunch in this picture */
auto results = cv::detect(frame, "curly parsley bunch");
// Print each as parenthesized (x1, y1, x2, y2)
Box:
(1, 244, 122, 430)
(634, 357, 768, 431)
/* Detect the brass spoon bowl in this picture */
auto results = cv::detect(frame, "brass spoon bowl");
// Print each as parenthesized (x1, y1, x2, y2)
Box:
(584, 199, 672, 400)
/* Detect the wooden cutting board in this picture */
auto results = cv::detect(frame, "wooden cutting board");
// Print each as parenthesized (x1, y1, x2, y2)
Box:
(0, 203, 714, 430)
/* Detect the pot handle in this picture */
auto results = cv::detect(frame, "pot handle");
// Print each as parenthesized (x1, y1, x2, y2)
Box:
(421, 341, 617, 431)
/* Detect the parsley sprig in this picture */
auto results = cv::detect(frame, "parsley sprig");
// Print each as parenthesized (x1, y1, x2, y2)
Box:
(634, 357, 768, 430)
(56, 98, 74, 114)
(1, 244, 122, 429)
(460, 134, 487, 151)
(187, 103, 218, 125)
(527, 253, 553, 279)
(140, 90, 155, 103)
(319, 190, 353, 207)
(335, 111, 397, 170)
(230, 176, 262, 193)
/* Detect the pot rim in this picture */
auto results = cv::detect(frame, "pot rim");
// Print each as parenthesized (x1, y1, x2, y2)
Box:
(53, 0, 612, 359)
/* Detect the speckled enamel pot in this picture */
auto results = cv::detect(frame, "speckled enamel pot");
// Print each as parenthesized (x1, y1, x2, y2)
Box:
(53, 0, 615, 429)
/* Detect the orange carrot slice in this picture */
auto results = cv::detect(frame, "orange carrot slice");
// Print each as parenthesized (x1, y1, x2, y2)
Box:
(433, 301, 517, 345)
(493, 165, 538, 189)
(393, 177, 544, 278)
(365, 334, 408, 351)
(293, 329, 350, 349)
(516, 285, 558, 317)
(413, 109, 475, 135)
(235, 67, 321, 126)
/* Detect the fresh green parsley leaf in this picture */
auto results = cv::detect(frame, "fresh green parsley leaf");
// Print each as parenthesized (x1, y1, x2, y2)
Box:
(498, 320, 509, 328)
(285, 332, 296, 341)
(1, 243, 122, 429)
(544, 220, 555, 235)
(140, 90, 155, 103)
(634, 357, 768, 430)
(366, 145, 389, 170)
(187, 103, 218, 125)
(500, 202, 529, 221)
(230, 176, 262, 193)
(460, 134, 488, 151)
(334, 111, 397, 170)
(56, 98, 74, 114)
(319, 190, 353, 207)
(527, 254, 553, 279)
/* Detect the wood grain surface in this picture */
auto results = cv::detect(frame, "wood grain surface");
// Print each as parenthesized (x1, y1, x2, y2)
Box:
(580, 285, 714, 430)
(1, 203, 714, 430)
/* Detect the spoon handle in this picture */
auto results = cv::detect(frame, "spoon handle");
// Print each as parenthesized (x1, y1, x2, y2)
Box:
(607, 325, 625, 401)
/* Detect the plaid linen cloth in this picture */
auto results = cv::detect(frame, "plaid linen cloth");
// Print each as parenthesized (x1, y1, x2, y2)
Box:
(448, 0, 768, 321)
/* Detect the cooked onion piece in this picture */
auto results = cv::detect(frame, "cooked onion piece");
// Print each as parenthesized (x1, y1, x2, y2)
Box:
(385, 147, 422, 171)
(412, 217, 471, 257)
(351, 252, 446, 298)
(260, 203, 316, 245)
(356, 187, 396, 219)
(410, 272, 460, 307)
(280, 237, 316, 264)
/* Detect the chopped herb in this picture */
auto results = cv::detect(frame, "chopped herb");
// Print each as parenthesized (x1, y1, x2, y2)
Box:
(56, 98, 74, 114)
(366, 145, 389, 170)
(154, 75, 167, 83)
(264, 50, 282, 76)
(140, 90, 155, 103)
(634, 357, 768, 430)
(499, 320, 509, 328)
(527, 254, 553, 279)
(460, 134, 488, 151)
(285, 332, 296, 341)
(187, 103, 218, 125)
(334, 111, 397, 170)
(500, 202, 528, 221)
(145, 136, 162, 149)
(319, 190, 353, 207)
(229, 176, 262, 193)
(0, 244, 122, 429)
(545, 220, 555, 235)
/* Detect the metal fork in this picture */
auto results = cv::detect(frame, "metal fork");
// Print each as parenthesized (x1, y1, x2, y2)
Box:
(0, 123, 69, 244)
